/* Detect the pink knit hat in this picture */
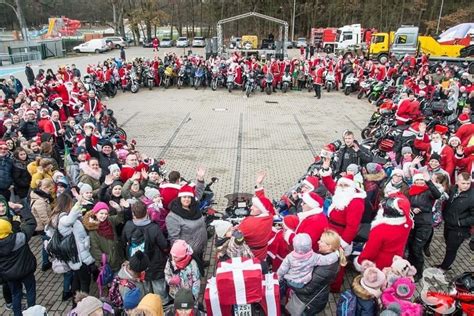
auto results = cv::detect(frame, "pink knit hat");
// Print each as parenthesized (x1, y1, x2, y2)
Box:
(92, 202, 109, 214)
(170, 239, 193, 260)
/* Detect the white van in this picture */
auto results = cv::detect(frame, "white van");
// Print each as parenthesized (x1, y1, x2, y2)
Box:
(73, 39, 109, 53)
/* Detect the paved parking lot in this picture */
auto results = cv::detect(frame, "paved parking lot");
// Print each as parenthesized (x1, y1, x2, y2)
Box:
(0, 49, 472, 315)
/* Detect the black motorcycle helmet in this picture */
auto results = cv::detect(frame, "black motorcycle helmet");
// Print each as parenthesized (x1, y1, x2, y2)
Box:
(380, 197, 404, 218)
(454, 272, 474, 293)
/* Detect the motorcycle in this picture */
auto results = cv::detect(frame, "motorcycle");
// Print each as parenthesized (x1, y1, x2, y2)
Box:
(227, 73, 235, 93)
(357, 78, 375, 99)
(281, 71, 292, 93)
(343, 73, 359, 96)
(264, 72, 274, 95)
(368, 80, 385, 103)
(145, 67, 155, 90)
(163, 64, 175, 89)
(305, 71, 313, 92)
(194, 65, 205, 90)
(324, 71, 336, 92)
(223, 193, 253, 224)
(176, 65, 187, 89)
(244, 71, 257, 98)
(199, 177, 220, 239)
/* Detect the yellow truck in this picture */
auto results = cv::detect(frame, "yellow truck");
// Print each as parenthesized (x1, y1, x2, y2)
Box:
(369, 26, 465, 62)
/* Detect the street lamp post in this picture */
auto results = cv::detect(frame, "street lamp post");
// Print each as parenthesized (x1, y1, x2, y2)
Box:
(291, 0, 296, 42)
(0, 0, 29, 42)
(435, 0, 444, 34)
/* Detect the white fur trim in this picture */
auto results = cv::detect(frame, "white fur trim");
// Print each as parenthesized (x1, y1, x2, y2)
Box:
(302, 193, 320, 209)
(371, 216, 407, 229)
(252, 196, 268, 214)
(340, 238, 349, 248)
(178, 192, 194, 198)
(353, 256, 364, 272)
(338, 177, 355, 187)
(159, 183, 181, 190)
(302, 179, 315, 190)
(254, 187, 264, 193)
(319, 168, 332, 177)
(283, 229, 294, 244)
(297, 207, 323, 221)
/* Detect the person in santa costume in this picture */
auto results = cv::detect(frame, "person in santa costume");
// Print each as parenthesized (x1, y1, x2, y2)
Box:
(354, 197, 411, 271)
(313, 65, 324, 99)
(454, 145, 474, 183)
(83, 90, 103, 118)
(454, 114, 473, 147)
(320, 157, 367, 292)
(414, 123, 455, 182)
(238, 172, 273, 264)
(119, 152, 149, 183)
(283, 191, 329, 252)
(395, 91, 421, 126)
(37, 108, 53, 133)
(406, 171, 441, 282)
(159, 171, 182, 210)
(287, 174, 325, 214)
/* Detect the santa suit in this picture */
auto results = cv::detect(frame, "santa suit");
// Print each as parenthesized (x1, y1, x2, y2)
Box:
(376, 66, 386, 82)
(83, 97, 103, 117)
(38, 117, 54, 134)
(159, 182, 181, 209)
(354, 215, 411, 270)
(395, 99, 421, 125)
(119, 162, 149, 183)
(414, 135, 455, 181)
(238, 213, 273, 262)
(53, 83, 70, 105)
(284, 208, 329, 252)
(455, 146, 474, 182)
(386, 67, 398, 80)
(455, 123, 474, 147)
(271, 61, 281, 87)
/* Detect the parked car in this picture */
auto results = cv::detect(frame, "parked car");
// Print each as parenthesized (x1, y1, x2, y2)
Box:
(104, 36, 128, 48)
(160, 38, 175, 47)
(142, 38, 154, 48)
(73, 39, 109, 53)
(296, 37, 308, 48)
(176, 37, 190, 47)
(192, 37, 206, 47)
(285, 40, 294, 49)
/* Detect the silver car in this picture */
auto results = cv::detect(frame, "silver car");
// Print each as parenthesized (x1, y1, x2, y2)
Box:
(192, 37, 206, 47)
(296, 37, 307, 48)
(176, 37, 189, 47)
(160, 38, 175, 47)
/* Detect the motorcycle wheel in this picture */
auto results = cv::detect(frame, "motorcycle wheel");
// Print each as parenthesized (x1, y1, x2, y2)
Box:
(211, 80, 217, 91)
(164, 78, 170, 89)
(177, 79, 182, 89)
(307, 83, 312, 93)
(357, 91, 364, 99)
(148, 80, 153, 90)
(194, 78, 200, 90)
(116, 127, 127, 140)
(361, 127, 371, 139)
(344, 86, 351, 95)
(110, 85, 117, 97)
(246, 87, 251, 97)
(368, 94, 377, 103)
(283, 83, 288, 93)
(131, 84, 139, 93)
(266, 85, 272, 95)
(228, 84, 232, 93)
(327, 84, 331, 93)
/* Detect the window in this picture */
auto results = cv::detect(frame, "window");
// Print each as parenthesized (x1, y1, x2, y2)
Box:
(372, 35, 385, 44)
(396, 35, 407, 44)
(343, 32, 353, 41)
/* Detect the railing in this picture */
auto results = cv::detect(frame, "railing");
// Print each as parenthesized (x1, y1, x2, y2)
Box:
(0, 51, 42, 65)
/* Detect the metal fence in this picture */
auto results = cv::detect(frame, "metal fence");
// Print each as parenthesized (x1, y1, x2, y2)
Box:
(0, 51, 42, 66)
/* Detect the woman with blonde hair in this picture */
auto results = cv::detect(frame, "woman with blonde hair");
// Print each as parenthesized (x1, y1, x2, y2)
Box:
(286, 229, 346, 315)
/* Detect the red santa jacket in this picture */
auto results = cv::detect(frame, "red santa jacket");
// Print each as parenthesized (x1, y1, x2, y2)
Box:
(239, 214, 273, 261)
(321, 172, 367, 245)
(120, 162, 149, 183)
(455, 123, 474, 147)
(159, 182, 181, 209)
(414, 136, 455, 180)
(313, 67, 325, 85)
(84, 97, 103, 116)
(395, 99, 421, 125)
(38, 117, 54, 134)
(355, 216, 411, 270)
(455, 146, 474, 182)
(285, 209, 329, 252)
(53, 83, 70, 105)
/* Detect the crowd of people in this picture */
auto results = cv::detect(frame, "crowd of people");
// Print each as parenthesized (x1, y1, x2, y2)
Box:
(0, 47, 472, 316)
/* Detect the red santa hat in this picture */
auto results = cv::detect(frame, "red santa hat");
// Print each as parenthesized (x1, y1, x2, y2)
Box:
(337, 174, 355, 188)
(49, 94, 62, 103)
(408, 122, 421, 134)
(178, 185, 194, 198)
(251, 194, 273, 215)
(320, 143, 336, 158)
(26, 110, 35, 116)
(302, 192, 323, 209)
(433, 124, 448, 135)
(302, 176, 319, 191)
(458, 113, 470, 124)
(282, 215, 299, 231)
(448, 136, 461, 146)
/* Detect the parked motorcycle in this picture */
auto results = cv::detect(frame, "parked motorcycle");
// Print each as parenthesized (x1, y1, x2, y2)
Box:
(194, 65, 205, 90)
(264, 72, 274, 95)
(281, 71, 292, 93)
(324, 71, 336, 92)
(343, 73, 359, 95)
(145, 67, 155, 90)
(227, 73, 235, 93)
(244, 71, 258, 98)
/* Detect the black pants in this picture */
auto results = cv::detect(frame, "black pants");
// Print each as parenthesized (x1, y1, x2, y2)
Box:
(2, 282, 12, 304)
(71, 264, 91, 295)
(407, 224, 432, 277)
(424, 227, 434, 251)
(440, 226, 470, 269)
(314, 84, 321, 98)
(0, 188, 11, 201)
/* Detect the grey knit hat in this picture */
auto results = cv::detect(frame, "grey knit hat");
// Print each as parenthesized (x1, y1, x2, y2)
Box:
(293, 233, 312, 255)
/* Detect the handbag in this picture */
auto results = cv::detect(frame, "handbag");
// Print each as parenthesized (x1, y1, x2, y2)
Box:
(52, 259, 71, 274)
(46, 215, 80, 264)
(285, 291, 307, 315)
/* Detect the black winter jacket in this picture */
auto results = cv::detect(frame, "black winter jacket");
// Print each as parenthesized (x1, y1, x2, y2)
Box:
(333, 143, 372, 176)
(85, 135, 119, 176)
(122, 219, 168, 280)
(408, 180, 441, 226)
(0, 154, 13, 190)
(443, 187, 474, 231)
(12, 159, 32, 198)
(0, 207, 37, 281)
(293, 261, 340, 314)
(19, 121, 39, 140)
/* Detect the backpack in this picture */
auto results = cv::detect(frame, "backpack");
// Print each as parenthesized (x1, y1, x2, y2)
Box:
(128, 227, 146, 258)
(108, 276, 136, 307)
(336, 290, 357, 316)
(97, 253, 114, 297)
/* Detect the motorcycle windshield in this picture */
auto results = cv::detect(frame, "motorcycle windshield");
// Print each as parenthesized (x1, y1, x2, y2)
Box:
(224, 193, 253, 207)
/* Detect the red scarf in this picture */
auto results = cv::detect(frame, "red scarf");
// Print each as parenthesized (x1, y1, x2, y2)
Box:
(175, 255, 192, 270)
(97, 220, 115, 240)
(409, 185, 429, 196)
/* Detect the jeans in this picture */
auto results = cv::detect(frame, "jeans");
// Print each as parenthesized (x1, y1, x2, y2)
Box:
(314, 84, 321, 98)
(440, 227, 470, 269)
(41, 233, 50, 268)
(146, 278, 171, 304)
(64, 271, 73, 293)
(8, 272, 36, 316)
(71, 264, 91, 294)
(407, 224, 432, 277)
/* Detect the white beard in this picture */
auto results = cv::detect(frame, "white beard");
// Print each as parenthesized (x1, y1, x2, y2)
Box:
(331, 187, 356, 210)
(431, 141, 442, 154)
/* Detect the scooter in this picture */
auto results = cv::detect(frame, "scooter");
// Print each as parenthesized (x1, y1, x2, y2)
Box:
(194, 65, 205, 90)
(264, 72, 274, 95)
(176, 65, 186, 89)
(324, 71, 336, 92)
(281, 71, 292, 93)
(145, 67, 155, 90)
(244, 71, 257, 98)
(227, 73, 235, 93)
(343, 73, 359, 95)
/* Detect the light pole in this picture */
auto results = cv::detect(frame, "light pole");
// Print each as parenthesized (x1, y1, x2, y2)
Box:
(0, 0, 28, 42)
(291, 0, 296, 42)
(435, 0, 444, 34)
